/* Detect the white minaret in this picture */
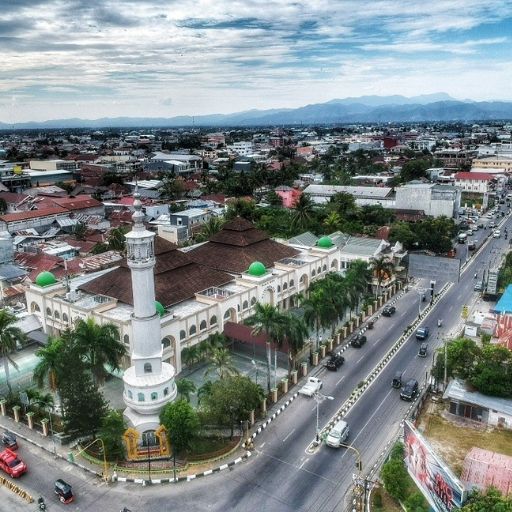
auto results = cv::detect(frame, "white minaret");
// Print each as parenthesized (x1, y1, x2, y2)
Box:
(122, 191, 177, 434)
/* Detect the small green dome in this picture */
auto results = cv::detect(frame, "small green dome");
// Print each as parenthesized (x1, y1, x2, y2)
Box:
(317, 236, 334, 248)
(247, 261, 266, 277)
(35, 271, 57, 287)
(155, 301, 165, 316)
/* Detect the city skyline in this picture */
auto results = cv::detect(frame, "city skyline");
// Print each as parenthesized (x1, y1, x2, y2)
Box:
(1, 0, 512, 123)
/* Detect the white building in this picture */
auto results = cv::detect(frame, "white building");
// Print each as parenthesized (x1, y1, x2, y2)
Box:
(394, 183, 461, 218)
(227, 141, 254, 156)
(453, 172, 495, 194)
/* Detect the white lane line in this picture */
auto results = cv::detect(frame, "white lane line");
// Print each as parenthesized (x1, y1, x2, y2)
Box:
(311, 405, 317, 412)
(336, 375, 345, 386)
(282, 429, 296, 443)
(356, 354, 365, 365)
(260, 442, 266, 448)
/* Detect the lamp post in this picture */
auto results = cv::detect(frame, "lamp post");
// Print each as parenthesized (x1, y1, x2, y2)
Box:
(251, 359, 258, 385)
(313, 392, 334, 442)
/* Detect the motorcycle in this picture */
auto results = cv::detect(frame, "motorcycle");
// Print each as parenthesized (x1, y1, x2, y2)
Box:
(38, 497, 47, 511)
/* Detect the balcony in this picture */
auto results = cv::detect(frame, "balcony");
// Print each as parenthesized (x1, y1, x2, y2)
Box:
(196, 287, 235, 303)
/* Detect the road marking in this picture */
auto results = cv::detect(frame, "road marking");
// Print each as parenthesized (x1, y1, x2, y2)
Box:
(260, 442, 266, 448)
(282, 429, 296, 443)
(335, 375, 345, 386)
(356, 354, 365, 365)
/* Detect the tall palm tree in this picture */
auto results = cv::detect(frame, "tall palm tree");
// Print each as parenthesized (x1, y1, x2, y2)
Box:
(33, 336, 64, 392)
(291, 193, 315, 232)
(370, 256, 394, 297)
(281, 313, 308, 375)
(198, 216, 224, 240)
(246, 303, 286, 393)
(204, 347, 239, 380)
(0, 309, 26, 395)
(300, 290, 329, 351)
(72, 318, 126, 386)
(323, 211, 342, 232)
(176, 378, 197, 402)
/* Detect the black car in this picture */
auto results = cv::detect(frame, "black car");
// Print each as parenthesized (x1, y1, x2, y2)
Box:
(400, 379, 419, 401)
(54, 479, 74, 504)
(382, 305, 396, 317)
(415, 327, 430, 340)
(351, 333, 367, 348)
(1, 431, 17, 450)
(326, 353, 345, 371)
(392, 371, 402, 389)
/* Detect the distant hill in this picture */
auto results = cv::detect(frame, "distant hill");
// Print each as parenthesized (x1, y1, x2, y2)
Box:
(1, 94, 511, 129)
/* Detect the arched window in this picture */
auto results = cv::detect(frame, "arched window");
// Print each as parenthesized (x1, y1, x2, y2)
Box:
(31, 302, 40, 313)
(317, 267, 321, 274)
(138, 393, 145, 402)
(283, 283, 287, 290)
(290, 279, 294, 287)
(62, 313, 68, 322)
(163, 387, 169, 396)
(127, 390, 133, 399)
(180, 330, 186, 340)
(251, 297, 257, 305)
(54, 311, 60, 320)
(144, 363, 152, 374)
(162, 338, 171, 348)
(151, 392, 158, 401)
(123, 334, 130, 345)
(210, 316, 217, 325)
(312, 269, 316, 277)
(243, 300, 248, 310)
(277, 285, 281, 293)
(189, 325, 197, 335)
(323, 264, 327, 271)
(46, 307, 52, 317)
(200, 320, 207, 331)
(224, 310, 231, 319)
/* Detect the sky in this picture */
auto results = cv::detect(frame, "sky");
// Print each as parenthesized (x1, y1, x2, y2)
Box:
(1, 0, 512, 122)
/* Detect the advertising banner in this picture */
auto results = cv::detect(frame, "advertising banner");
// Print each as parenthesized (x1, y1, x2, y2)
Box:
(404, 421, 466, 512)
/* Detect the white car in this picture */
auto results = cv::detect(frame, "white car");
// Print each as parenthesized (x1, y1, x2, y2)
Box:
(494, 230, 501, 238)
(298, 377, 323, 397)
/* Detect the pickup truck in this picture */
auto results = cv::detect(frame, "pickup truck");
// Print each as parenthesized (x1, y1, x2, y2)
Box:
(298, 377, 323, 397)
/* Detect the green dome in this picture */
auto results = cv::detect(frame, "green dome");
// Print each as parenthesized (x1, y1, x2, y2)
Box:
(247, 261, 266, 277)
(35, 271, 57, 287)
(155, 301, 165, 316)
(317, 236, 334, 248)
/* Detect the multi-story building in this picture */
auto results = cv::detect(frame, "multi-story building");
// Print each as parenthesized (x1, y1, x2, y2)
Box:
(453, 172, 495, 194)
(433, 149, 478, 169)
(227, 141, 254, 156)
(471, 156, 512, 173)
(394, 183, 461, 218)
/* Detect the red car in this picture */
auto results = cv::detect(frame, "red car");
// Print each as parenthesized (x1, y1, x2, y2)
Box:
(0, 448, 27, 478)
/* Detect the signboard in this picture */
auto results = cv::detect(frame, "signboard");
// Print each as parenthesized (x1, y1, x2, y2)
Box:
(404, 421, 466, 511)
(408, 254, 460, 284)
(486, 269, 498, 295)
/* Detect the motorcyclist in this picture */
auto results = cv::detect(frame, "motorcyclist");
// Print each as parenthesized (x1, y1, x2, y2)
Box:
(38, 497, 46, 511)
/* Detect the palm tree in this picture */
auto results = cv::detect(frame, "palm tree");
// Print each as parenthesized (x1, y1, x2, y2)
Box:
(345, 260, 372, 317)
(300, 290, 329, 351)
(204, 347, 239, 380)
(291, 193, 315, 232)
(72, 318, 126, 386)
(198, 216, 224, 241)
(176, 378, 197, 402)
(370, 256, 394, 297)
(33, 336, 64, 392)
(246, 303, 286, 393)
(281, 313, 308, 375)
(0, 309, 26, 394)
(323, 211, 341, 232)
(107, 227, 128, 252)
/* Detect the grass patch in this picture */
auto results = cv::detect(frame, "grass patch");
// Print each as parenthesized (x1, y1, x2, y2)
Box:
(372, 487, 402, 511)
(188, 437, 234, 456)
(422, 413, 512, 476)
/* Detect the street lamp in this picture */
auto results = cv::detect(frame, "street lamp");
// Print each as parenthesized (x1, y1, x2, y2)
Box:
(313, 392, 334, 442)
(251, 359, 258, 385)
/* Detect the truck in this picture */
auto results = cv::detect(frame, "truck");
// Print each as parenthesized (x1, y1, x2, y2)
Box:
(298, 377, 323, 397)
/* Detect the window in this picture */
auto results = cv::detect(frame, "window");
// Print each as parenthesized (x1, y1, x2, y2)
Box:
(224, 310, 231, 319)
(317, 267, 321, 274)
(210, 316, 217, 325)
(290, 279, 294, 287)
(277, 285, 281, 293)
(31, 302, 40, 313)
(283, 283, 287, 290)
(312, 270, 316, 277)
(144, 363, 152, 374)
(163, 387, 169, 396)
(127, 390, 133, 399)
(243, 300, 248, 310)
(46, 307, 52, 317)
(151, 392, 158, 401)
(54, 311, 60, 320)
(162, 338, 171, 348)
(189, 325, 197, 335)
(62, 313, 68, 322)
(124, 334, 130, 345)
(138, 393, 145, 402)
(180, 330, 186, 340)
(200, 320, 207, 331)
(251, 297, 257, 305)
(323, 264, 327, 272)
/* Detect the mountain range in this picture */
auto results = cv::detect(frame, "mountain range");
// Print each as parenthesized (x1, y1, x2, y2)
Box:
(1, 93, 512, 129)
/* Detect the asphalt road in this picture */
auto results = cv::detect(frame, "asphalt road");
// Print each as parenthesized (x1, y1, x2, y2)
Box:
(3, 207, 511, 512)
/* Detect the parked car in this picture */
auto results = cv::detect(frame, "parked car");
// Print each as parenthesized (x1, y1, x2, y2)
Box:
(418, 343, 428, 358)
(468, 240, 476, 251)
(325, 353, 345, 371)
(400, 379, 419, 401)
(493, 230, 501, 238)
(382, 305, 396, 317)
(298, 377, 323, 397)
(474, 282, 483, 292)
(1, 432, 17, 450)
(0, 448, 27, 478)
(350, 333, 367, 348)
(54, 479, 74, 504)
(415, 327, 430, 340)
(392, 371, 403, 389)
(325, 420, 350, 448)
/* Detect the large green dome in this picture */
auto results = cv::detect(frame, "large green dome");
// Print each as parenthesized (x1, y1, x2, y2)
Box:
(317, 236, 334, 248)
(247, 261, 266, 277)
(155, 301, 165, 316)
(35, 271, 57, 287)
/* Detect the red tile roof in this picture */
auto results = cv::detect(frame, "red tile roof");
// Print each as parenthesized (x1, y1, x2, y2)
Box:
(0, 207, 67, 222)
(454, 172, 494, 181)
(50, 195, 103, 211)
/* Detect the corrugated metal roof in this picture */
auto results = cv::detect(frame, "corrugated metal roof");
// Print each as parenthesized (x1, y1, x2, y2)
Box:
(494, 284, 512, 315)
(288, 231, 318, 248)
(0, 264, 27, 280)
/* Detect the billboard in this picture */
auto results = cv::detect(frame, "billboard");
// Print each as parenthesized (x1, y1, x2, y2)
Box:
(404, 421, 466, 512)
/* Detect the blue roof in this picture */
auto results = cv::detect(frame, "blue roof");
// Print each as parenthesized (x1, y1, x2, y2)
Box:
(494, 284, 512, 314)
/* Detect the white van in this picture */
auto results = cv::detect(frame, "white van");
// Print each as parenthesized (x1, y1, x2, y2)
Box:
(326, 420, 349, 448)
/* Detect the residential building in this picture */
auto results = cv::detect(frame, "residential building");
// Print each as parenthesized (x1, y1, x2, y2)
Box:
(434, 149, 478, 169)
(453, 172, 494, 194)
